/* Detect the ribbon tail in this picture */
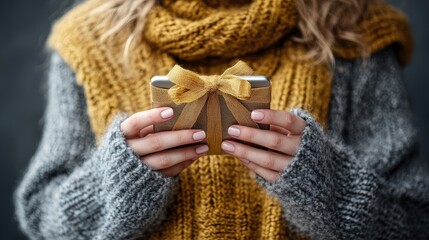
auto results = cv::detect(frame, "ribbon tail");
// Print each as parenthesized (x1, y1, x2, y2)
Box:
(207, 92, 222, 154)
(221, 60, 254, 76)
(172, 94, 208, 130)
(222, 93, 260, 129)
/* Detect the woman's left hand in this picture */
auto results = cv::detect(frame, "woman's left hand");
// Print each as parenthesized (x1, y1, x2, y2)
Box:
(221, 109, 307, 183)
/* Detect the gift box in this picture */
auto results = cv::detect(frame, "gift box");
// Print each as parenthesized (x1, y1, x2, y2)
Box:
(150, 60, 271, 155)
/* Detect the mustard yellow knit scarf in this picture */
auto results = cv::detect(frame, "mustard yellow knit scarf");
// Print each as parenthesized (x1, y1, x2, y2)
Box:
(47, 0, 412, 238)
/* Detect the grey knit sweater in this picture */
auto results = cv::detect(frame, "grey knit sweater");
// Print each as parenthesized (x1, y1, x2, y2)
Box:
(14, 46, 429, 240)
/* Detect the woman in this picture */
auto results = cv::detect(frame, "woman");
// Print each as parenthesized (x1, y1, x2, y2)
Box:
(14, 0, 429, 239)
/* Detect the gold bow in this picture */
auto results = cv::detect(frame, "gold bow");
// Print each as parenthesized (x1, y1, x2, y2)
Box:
(167, 60, 254, 104)
(151, 60, 270, 154)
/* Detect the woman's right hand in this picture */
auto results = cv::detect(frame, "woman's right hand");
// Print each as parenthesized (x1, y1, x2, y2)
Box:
(120, 107, 209, 177)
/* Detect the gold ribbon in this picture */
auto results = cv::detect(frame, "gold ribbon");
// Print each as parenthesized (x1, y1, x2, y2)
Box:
(151, 60, 271, 154)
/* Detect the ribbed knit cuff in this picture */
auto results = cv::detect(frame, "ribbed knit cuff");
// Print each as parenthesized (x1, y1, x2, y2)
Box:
(254, 108, 333, 194)
(96, 112, 179, 199)
(55, 112, 179, 239)
(254, 108, 340, 237)
(254, 108, 407, 239)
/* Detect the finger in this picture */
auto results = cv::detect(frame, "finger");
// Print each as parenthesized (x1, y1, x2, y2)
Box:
(128, 129, 206, 155)
(238, 157, 282, 183)
(158, 159, 196, 177)
(270, 125, 290, 135)
(227, 125, 301, 155)
(251, 109, 306, 135)
(141, 144, 209, 170)
(221, 140, 291, 172)
(120, 107, 174, 139)
(138, 125, 154, 138)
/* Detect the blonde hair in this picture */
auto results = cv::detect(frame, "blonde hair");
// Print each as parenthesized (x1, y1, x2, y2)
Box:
(91, 0, 371, 68)
(293, 0, 371, 68)
(91, 0, 156, 65)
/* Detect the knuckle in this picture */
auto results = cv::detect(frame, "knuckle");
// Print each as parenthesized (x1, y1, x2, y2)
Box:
(283, 112, 293, 128)
(263, 154, 276, 169)
(236, 146, 248, 159)
(157, 154, 170, 168)
(148, 136, 163, 152)
(268, 134, 283, 149)
(245, 129, 256, 142)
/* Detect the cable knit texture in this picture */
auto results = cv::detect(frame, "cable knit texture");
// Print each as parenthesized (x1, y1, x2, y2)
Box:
(43, 1, 414, 238)
(14, 53, 179, 240)
(255, 48, 429, 239)
(46, 0, 413, 145)
(14, 47, 429, 239)
(14, 0, 428, 239)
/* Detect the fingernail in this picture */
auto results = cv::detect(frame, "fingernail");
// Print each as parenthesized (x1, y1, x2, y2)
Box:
(161, 108, 173, 119)
(193, 131, 206, 141)
(228, 126, 240, 137)
(195, 145, 209, 154)
(251, 110, 264, 121)
(221, 141, 235, 152)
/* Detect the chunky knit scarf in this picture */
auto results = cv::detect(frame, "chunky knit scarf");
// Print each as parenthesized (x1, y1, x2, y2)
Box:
(47, 0, 412, 238)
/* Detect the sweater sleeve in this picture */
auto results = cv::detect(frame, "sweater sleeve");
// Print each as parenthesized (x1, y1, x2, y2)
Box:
(255, 47, 429, 239)
(13, 51, 179, 240)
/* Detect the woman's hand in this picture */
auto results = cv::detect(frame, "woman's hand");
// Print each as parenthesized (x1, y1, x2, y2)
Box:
(120, 107, 209, 177)
(221, 109, 307, 183)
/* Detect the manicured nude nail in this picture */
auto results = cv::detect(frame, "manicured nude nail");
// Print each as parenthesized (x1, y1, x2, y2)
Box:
(228, 126, 240, 137)
(195, 145, 209, 154)
(160, 108, 173, 118)
(221, 141, 235, 152)
(193, 131, 206, 141)
(251, 110, 264, 121)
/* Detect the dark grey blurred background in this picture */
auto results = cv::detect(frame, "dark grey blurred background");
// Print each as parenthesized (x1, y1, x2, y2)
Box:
(0, 0, 428, 239)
